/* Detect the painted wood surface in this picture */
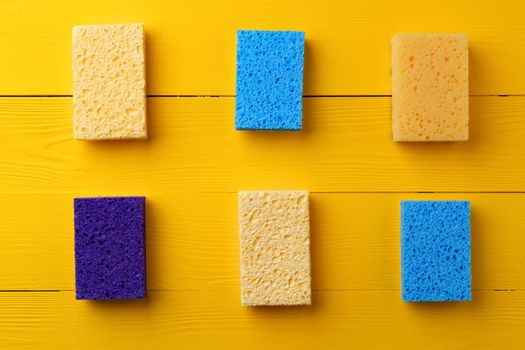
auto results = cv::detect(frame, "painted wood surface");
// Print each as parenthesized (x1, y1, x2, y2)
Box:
(1, 97, 525, 193)
(1, 0, 525, 348)
(1, 291, 524, 349)
(1, 192, 525, 291)
(1, 0, 525, 95)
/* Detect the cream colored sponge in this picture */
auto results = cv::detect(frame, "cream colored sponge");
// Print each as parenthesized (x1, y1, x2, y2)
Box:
(392, 34, 468, 141)
(238, 190, 311, 306)
(72, 23, 146, 140)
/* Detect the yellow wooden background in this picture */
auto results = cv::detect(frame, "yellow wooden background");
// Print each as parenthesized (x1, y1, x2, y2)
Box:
(1, 0, 525, 348)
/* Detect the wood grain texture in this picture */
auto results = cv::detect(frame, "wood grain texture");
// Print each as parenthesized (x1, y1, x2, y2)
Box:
(1, 192, 525, 291)
(2, 1, 525, 347)
(1, 96, 525, 192)
(1, 0, 525, 95)
(0, 291, 524, 349)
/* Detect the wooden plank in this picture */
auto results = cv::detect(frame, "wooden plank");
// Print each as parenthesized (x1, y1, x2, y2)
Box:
(1, 0, 525, 95)
(1, 193, 524, 291)
(0, 290, 523, 349)
(1, 97, 525, 192)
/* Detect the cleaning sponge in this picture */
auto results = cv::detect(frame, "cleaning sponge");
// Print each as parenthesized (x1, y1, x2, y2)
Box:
(401, 200, 471, 302)
(238, 191, 311, 306)
(74, 196, 146, 299)
(235, 30, 305, 131)
(392, 34, 469, 141)
(72, 23, 147, 140)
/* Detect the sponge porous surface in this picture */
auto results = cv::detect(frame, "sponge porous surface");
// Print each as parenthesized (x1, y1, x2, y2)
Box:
(401, 200, 471, 302)
(392, 34, 469, 141)
(235, 30, 305, 131)
(238, 191, 311, 306)
(74, 196, 146, 300)
(72, 23, 147, 140)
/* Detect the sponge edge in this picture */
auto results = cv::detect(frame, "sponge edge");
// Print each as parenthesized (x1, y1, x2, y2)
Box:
(74, 196, 146, 300)
(401, 200, 471, 302)
(72, 23, 147, 140)
(238, 191, 311, 306)
(235, 30, 305, 131)
(392, 34, 469, 141)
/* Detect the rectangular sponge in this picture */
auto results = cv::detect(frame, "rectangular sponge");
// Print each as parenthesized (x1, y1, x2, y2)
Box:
(74, 197, 146, 299)
(401, 200, 471, 302)
(238, 191, 311, 306)
(392, 34, 469, 141)
(236, 30, 305, 131)
(72, 23, 147, 140)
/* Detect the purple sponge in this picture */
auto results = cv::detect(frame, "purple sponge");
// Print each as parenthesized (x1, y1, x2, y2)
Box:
(74, 196, 146, 300)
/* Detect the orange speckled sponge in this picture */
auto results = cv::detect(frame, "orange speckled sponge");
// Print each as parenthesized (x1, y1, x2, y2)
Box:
(72, 24, 147, 140)
(392, 34, 469, 141)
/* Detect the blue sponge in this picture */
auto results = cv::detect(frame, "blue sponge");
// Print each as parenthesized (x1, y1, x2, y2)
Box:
(235, 30, 305, 131)
(401, 200, 471, 302)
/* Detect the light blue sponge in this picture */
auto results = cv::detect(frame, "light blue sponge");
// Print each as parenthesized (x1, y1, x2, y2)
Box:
(235, 30, 305, 131)
(401, 200, 471, 302)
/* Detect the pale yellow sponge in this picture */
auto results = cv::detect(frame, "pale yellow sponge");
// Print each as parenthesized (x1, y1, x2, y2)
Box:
(238, 190, 311, 306)
(392, 34, 469, 141)
(72, 23, 147, 140)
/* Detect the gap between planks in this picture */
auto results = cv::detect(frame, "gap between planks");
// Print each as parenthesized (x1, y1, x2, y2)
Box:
(1, 289, 524, 293)
(1, 191, 525, 195)
(0, 94, 524, 98)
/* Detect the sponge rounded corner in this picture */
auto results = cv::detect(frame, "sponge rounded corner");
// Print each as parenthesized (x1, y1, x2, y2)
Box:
(72, 23, 147, 140)
(238, 190, 311, 306)
(401, 200, 471, 302)
(235, 30, 305, 131)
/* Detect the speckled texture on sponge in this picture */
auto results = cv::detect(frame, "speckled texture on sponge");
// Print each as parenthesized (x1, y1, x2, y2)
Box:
(72, 23, 147, 140)
(392, 34, 469, 141)
(235, 30, 305, 131)
(401, 200, 471, 302)
(74, 197, 146, 300)
(238, 191, 311, 306)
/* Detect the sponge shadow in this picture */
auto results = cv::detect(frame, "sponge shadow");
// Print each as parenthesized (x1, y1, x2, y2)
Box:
(302, 36, 316, 98)
(246, 193, 321, 315)
(394, 39, 480, 151)
(235, 94, 317, 154)
(87, 295, 153, 308)
(309, 192, 320, 294)
(85, 197, 158, 310)
(405, 205, 481, 312)
(393, 105, 480, 157)
(76, 97, 155, 145)
(84, 294, 157, 324)
(246, 293, 321, 315)
(235, 40, 316, 140)
(394, 40, 482, 154)
(76, 30, 154, 146)
(469, 205, 482, 293)
(404, 297, 477, 317)
(144, 197, 162, 297)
